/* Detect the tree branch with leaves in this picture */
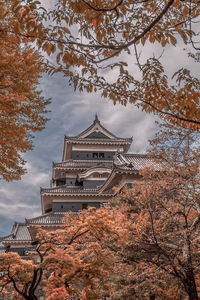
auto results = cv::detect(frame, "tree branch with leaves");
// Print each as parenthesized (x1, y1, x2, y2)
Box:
(1, 0, 200, 127)
(0, 0, 50, 181)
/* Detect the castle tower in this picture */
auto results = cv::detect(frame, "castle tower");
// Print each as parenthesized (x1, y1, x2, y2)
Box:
(0, 116, 157, 257)
(41, 115, 132, 214)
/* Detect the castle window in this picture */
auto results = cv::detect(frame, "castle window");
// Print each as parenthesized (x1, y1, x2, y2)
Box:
(93, 153, 98, 158)
(61, 205, 63, 209)
(99, 153, 104, 158)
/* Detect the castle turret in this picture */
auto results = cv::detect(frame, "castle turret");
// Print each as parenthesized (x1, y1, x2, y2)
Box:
(41, 115, 132, 214)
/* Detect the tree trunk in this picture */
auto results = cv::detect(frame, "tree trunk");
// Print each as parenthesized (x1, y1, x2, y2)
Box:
(24, 295, 38, 300)
(183, 235, 198, 300)
(187, 285, 198, 300)
(188, 290, 198, 300)
(184, 273, 198, 300)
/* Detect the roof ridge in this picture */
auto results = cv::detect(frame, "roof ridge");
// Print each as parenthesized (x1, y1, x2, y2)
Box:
(0, 233, 13, 241)
(76, 117, 117, 139)
(64, 117, 132, 141)
(41, 185, 82, 190)
(55, 159, 113, 164)
(118, 153, 130, 164)
(79, 165, 112, 174)
(65, 137, 132, 141)
(26, 212, 54, 222)
(124, 153, 148, 157)
(13, 222, 26, 225)
(26, 212, 66, 225)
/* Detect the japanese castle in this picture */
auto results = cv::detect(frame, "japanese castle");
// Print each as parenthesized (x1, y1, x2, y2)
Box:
(0, 115, 155, 258)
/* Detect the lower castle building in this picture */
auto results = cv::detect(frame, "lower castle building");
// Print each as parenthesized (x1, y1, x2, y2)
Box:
(0, 115, 156, 258)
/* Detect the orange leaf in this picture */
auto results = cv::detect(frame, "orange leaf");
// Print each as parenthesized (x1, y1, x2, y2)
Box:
(182, 6, 189, 16)
(92, 19, 96, 26)
(108, 50, 114, 56)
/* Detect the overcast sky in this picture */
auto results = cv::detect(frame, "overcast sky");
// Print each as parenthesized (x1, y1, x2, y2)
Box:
(0, 2, 197, 238)
(0, 72, 157, 237)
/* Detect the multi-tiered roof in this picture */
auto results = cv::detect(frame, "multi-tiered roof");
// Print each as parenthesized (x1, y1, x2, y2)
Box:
(0, 115, 157, 257)
(41, 114, 133, 214)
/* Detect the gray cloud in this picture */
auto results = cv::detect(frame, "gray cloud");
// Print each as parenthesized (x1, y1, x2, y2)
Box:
(0, 72, 157, 237)
(1, 1, 198, 239)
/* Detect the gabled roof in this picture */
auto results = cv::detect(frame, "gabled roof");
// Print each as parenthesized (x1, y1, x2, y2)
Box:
(99, 153, 160, 193)
(75, 114, 117, 139)
(0, 222, 32, 242)
(0, 213, 65, 244)
(114, 153, 160, 170)
(62, 115, 132, 160)
(66, 114, 132, 140)
(26, 212, 65, 225)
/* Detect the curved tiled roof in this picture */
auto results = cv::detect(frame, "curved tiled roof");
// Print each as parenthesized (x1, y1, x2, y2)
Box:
(77, 165, 112, 181)
(114, 153, 159, 170)
(0, 213, 67, 243)
(53, 160, 113, 169)
(99, 153, 160, 193)
(0, 223, 32, 242)
(40, 186, 112, 195)
(55, 154, 156, 172)
(69, 114, 131, 140)
(26, 212, 65, 225)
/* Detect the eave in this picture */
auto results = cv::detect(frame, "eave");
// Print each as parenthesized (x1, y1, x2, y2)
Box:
(77, 166, 112, 181)
(62, 138, 132, 160)
(99, 167, 139, 194)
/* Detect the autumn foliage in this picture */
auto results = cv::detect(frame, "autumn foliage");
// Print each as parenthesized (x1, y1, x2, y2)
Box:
(0, 1, 49, 181)
(0, 122, 200, 299)
(0, 0, 200, 298)
(3, 0, 200, 127)
(0, 0, 199, 181)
